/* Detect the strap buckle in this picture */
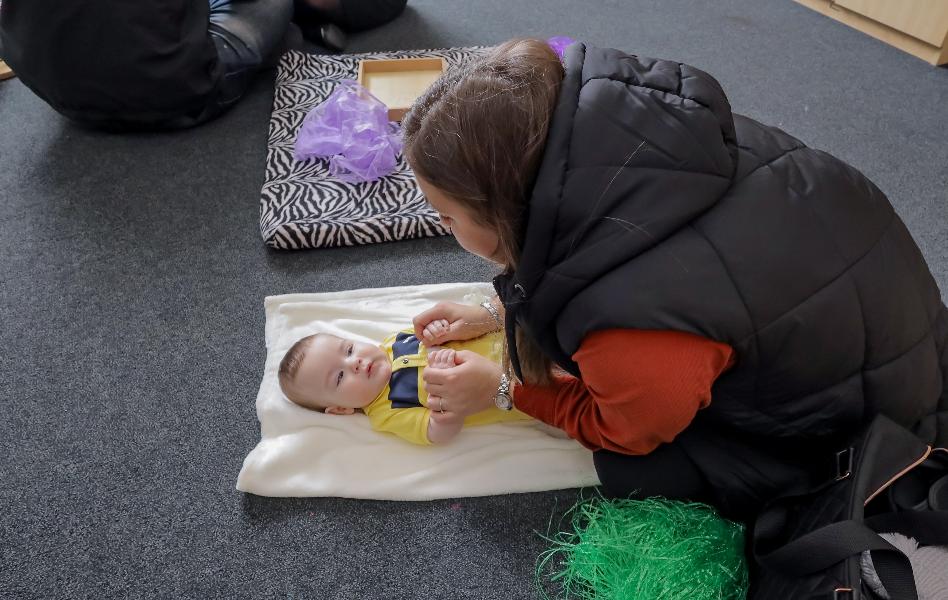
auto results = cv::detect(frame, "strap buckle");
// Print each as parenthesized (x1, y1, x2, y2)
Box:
(835, 448, 853, 481)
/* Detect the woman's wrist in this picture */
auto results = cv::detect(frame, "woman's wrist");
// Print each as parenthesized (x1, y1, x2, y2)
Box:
(494, 372, 514, 410)
(479, 300, 503, 332)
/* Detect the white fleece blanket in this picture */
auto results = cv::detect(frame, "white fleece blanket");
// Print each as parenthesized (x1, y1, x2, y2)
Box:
(236, 282, 599, 499)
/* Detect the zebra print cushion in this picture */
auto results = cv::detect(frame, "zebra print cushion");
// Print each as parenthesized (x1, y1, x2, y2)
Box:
(261, 47, 484, 249)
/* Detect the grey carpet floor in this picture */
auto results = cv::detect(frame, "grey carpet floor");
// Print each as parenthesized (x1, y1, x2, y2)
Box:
(1, 0, 946, 598)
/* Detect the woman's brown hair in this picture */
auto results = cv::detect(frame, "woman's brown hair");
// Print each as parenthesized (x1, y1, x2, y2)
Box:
(402, 38, 564, 385)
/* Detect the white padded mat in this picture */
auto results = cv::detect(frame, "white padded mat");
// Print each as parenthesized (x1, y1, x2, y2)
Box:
(236, 282, 599, 499)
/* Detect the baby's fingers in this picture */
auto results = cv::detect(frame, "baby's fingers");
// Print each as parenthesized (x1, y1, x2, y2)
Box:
(427, 349, 446, 366)
(422, 319, 450, 341)
(427, 348, 457, 368)
(439, 349, 457, 367)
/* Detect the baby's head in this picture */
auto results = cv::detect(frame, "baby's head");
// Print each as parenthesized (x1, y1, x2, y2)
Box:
(278, 333, 392, 414)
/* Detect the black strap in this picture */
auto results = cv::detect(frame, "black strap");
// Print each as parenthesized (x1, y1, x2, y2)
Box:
(757, 511, 948, 599)
(872, 549, 919, 600)
(757, 519, 900, 574)
(867, 510, 948, 600)
(756, 519, 919, 600)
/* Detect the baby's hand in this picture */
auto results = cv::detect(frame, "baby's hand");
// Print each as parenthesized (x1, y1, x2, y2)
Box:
(427, 348, 458, 369)
(429, 407, 463, 426)
(421, 319, 451, 343)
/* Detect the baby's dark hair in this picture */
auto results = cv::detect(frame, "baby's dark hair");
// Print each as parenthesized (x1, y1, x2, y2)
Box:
(278, 334, 320, 408)
(402, 38, 565, 385)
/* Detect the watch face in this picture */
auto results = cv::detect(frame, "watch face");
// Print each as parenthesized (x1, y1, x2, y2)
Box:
(495, 393, 513, 411)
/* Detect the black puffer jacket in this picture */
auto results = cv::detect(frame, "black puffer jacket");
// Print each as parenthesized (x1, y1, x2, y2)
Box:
(495, 44, 948, 512)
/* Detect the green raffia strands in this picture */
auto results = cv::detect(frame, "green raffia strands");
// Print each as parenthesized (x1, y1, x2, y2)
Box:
(535, 496, 748, 600)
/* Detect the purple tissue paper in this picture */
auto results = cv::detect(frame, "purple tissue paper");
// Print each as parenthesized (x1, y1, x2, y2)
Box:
(547, 36, 576, 60)
(294, 80, 403, 183)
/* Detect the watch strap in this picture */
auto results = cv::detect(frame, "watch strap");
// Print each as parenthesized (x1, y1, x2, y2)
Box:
(495, 373, 513, 410)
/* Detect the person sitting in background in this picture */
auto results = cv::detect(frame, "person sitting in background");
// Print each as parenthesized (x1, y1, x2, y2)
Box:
(0, 0, 293, 130)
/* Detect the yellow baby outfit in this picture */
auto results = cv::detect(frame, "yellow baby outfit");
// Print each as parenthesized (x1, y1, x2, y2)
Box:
(362, 330, 531, 445)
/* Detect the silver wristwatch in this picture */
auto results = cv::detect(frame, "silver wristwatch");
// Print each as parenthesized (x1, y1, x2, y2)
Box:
(494, 372, 513, 411)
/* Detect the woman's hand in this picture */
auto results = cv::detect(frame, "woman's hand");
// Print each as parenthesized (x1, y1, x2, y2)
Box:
(423, 351, 501, 418)
(426, 401, 464, 444)
(413, 301, 498, 345)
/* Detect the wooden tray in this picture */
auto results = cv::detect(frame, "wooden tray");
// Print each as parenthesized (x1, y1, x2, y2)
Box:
(357, 57, 445, 121)
(0, 59, 15, 81)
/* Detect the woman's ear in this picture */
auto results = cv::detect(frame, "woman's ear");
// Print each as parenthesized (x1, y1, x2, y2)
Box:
(324, 406, 355, 416)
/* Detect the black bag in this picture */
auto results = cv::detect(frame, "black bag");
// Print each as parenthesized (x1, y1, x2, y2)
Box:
(750, 414, 948, 600)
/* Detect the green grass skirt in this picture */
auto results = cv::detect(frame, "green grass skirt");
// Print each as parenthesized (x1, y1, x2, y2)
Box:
(536, 496, 748, 600)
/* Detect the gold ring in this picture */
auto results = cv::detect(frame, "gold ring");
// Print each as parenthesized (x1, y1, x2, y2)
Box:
(438, 397, 445, 414)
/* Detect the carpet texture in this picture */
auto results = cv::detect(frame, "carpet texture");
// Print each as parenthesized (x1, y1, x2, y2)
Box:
(1, 0, 946, 598)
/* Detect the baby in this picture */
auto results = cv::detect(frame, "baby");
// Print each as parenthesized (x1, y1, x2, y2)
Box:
(278, 326, 530, 445)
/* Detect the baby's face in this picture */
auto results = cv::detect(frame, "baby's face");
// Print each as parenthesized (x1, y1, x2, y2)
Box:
(294, 334, 392, 411)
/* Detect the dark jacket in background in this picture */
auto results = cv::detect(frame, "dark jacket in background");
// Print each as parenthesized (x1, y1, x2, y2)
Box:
(0, 0, 222, 127)
(496, 43, 948, 515)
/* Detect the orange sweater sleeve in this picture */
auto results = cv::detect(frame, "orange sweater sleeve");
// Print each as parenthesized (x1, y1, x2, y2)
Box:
(513, 329, 735, 455)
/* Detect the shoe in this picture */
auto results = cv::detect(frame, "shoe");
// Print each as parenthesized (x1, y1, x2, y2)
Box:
(888, 462, 948, 512)
(299, 21, 346, 52)
(889, 467, 932, 511)
(318, 23, 346, 52)
(930, 474, 948, 511)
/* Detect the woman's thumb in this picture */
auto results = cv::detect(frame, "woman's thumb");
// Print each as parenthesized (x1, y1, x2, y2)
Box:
(453, 350, 477, 364)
